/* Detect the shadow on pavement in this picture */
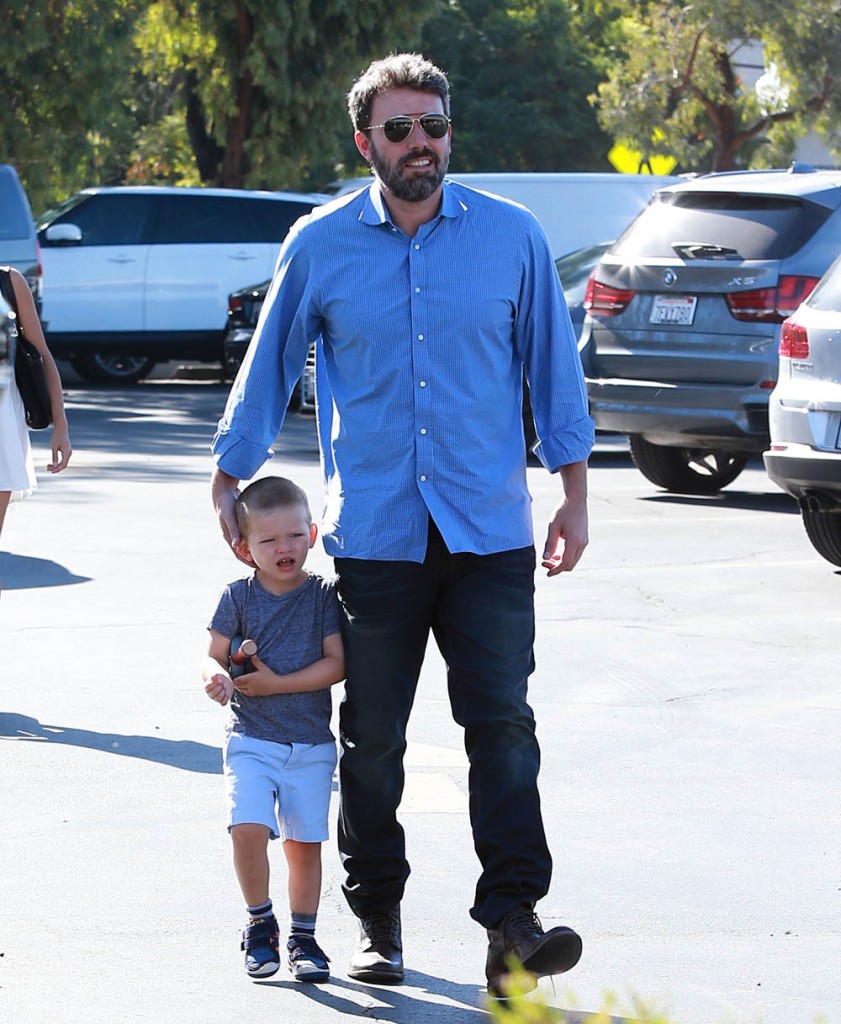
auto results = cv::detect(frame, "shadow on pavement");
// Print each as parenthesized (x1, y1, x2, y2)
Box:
(0, 551, 92, 589)
(640, 489, 799, 514)
(256, 970, 488, 1020)
(0, 712, 222, 774)
(60, 382, 319, 475)
(63, 382, 230, 462)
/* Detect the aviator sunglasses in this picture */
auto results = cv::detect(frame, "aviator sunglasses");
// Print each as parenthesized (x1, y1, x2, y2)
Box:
(362, 113, 451, 144)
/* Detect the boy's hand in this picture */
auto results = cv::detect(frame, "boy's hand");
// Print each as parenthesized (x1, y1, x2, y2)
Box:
(205, 673, 235, 705)
(233, 656, 279, 697)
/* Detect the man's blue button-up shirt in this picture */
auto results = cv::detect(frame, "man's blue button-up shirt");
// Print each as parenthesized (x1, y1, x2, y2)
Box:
(212, 180, 595, 562)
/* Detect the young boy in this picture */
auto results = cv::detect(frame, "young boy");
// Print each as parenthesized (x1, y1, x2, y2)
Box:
(203, 476, 344, 982)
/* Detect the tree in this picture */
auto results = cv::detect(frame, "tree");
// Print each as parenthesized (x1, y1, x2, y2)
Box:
(0, 0, 140, 213)
(418, 0, 611, 172)
(135, 0, 438, 191)
(593, 0, 841, 173)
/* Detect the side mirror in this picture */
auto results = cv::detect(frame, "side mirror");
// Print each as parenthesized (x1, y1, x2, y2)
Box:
(45, 223, 83, 245)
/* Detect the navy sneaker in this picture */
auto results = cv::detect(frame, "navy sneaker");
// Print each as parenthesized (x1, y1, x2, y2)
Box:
(287, 933, 330, 982)
(241, 914, 280, 979)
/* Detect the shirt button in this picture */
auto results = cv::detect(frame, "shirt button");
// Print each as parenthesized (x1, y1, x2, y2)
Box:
(417, 334, 424, 341)
(420, 428, 427, 435)
(414, 244, 421, 250)
(415, 287, 421, 293)
(419, 380, 427, 388)
(420, 475, 427, 482)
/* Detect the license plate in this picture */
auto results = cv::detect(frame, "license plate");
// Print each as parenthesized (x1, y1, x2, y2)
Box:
(650, 294, 698, 326)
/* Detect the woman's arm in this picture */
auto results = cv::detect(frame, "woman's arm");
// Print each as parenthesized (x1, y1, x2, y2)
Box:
(9, 268, 72, 472)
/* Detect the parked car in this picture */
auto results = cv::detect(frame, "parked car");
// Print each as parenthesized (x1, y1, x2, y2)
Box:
(579, 165, 841, 493)
(37, 186, 327, 383)
(0, 164, 42, 308)
(763, 253, 841, 565)
(325, 173, 677, 258)
(223, 280, 316, 412)
(555, 241, 612, 339)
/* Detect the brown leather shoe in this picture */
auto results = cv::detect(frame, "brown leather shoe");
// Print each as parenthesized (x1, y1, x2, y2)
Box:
(486, 905, 582, 996)
(347, 906, 404, 984)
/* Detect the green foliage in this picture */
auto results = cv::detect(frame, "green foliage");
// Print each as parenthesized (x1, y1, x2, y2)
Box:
(419, 0, 611, 172)
(133, 0, 438, 191)
(0, 0, 140, 211)
(484, 970, 675, 1024)
(593, 0, 841, 173)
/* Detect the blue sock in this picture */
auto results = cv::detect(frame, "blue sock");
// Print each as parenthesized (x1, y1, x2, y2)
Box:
(247, 899, 274, 922)
(290, 911, 316, 938)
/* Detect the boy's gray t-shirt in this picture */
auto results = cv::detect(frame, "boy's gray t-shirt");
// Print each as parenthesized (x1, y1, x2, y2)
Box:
(208, 572, 340, 745)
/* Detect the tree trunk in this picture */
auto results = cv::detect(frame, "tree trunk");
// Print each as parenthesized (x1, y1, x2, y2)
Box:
(184, 69, 224, 183)
(219, 2, 254, 188)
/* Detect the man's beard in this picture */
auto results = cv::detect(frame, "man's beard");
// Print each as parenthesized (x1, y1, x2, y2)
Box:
(369, 140, 449, 202)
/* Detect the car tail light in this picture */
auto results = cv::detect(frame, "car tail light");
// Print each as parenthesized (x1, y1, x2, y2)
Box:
(228, 295, 244, 314)
(779, 318, 810, 359)
(726, 275, 820, 322)
(583, 271, 635, 316)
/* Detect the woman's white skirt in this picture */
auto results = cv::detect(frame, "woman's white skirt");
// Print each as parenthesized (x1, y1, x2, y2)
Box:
(0, 376, 37, 500)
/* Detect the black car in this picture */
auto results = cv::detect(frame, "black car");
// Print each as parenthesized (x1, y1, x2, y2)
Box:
(223, 280, 315, 412)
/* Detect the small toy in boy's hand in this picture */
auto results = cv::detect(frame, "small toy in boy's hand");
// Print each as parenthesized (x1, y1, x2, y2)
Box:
(230, 637, 258, 678)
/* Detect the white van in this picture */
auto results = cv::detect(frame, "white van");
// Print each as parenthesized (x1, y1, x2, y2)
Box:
(326, 171, 680, 257)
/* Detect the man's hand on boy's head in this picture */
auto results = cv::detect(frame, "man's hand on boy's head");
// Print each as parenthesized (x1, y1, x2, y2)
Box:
(205, 673, 235, 705)
(232, 656, 278, 697)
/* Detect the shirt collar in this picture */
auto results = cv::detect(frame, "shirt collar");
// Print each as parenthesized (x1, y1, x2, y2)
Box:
(358, 178, 467, 228)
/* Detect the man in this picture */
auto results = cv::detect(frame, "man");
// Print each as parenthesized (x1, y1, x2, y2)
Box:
(211, 52, 594, 996)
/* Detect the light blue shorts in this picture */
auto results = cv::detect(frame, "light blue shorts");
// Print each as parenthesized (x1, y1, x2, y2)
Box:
(223, 732, 337, 842)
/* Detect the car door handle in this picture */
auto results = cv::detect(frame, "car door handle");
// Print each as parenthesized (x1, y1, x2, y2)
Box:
(107, 256, 137, 264)
(230, 252, 258, 260)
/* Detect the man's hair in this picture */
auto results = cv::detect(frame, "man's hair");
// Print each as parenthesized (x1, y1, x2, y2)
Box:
(234, 476, 312, 537)
(347, 52, 450, 132)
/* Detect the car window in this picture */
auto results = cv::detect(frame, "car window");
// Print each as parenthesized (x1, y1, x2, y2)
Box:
(257, 200, 316, 242)
(612, 192, 832, 261)
(806, 254, 841, 311)
(155, 195, 266, 244)
(41, 193, 157, 246)
(0, 170, 32, 241)
(556, 243, 611, 305)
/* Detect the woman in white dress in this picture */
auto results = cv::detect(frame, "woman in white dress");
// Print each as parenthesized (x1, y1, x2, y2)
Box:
(0, 266, 71, 540)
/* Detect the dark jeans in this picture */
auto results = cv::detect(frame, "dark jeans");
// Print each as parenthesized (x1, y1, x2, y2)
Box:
(335, 520, 552, 929)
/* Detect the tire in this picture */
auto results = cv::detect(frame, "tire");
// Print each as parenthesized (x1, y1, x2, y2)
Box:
(629, 435, 749, 494)
(801, 509, 841, 566)
(71, 354, 157, 384)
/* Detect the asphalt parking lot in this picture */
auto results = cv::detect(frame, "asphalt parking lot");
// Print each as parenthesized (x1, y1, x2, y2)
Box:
(2, 373, 839, 1024)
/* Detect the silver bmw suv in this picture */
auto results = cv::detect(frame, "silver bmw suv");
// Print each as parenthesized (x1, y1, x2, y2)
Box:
(579, 166, 841, 493)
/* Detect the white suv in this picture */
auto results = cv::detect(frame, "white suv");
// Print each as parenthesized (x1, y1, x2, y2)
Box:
(37, 186, 327, 383)
(764, 253, 841, 566)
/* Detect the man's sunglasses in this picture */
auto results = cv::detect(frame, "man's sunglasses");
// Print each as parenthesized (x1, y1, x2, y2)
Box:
(362, 114, 451, 144)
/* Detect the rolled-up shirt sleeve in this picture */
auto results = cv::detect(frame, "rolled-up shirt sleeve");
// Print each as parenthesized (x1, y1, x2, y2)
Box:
(514, 221, 595, 473)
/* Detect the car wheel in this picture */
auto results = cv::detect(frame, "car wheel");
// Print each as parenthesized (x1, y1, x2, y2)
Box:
(629, 435, 749, 493)
(71, 354, 157, 384)
(801, 509, 841, 566)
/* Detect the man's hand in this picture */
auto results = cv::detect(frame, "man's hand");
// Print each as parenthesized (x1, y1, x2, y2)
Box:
(541, 459, 589, 576)
(205, 673, 235, 706)
(233, 656, 280, 697)
(542, 498, 588, 575)
(211, 466, 252, 564)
